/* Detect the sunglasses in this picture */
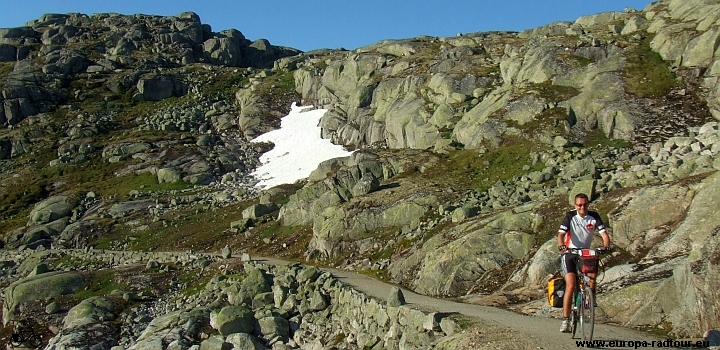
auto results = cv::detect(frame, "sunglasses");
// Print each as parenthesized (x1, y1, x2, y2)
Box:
(575, 203, 589, 207)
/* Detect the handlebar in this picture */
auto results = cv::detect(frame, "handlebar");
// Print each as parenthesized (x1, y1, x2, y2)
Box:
(563, 247, 609, 255)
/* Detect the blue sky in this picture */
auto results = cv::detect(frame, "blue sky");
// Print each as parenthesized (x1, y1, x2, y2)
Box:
(1, 0, 654, 52)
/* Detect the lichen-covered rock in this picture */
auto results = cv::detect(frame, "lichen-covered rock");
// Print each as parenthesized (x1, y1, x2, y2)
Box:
(224, 265, 271, 305)
(214, 305, 255, 336)
(132, 308, 210, 349)
(400, 210, 539, 296)
(136, 75, 188, 101)
(157, 167, 183, 184)
(28, 195, 73, 226)
(203, 35, 243, 67)
(242, 203, 279, 220)
(225, 333, 268, 350)
(258, 316, 290, 338)
(607, 184, 693, 253)
(3, 271, 85, 325)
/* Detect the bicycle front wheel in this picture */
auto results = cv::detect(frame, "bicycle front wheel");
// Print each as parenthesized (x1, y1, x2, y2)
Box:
(580, 286, 595, 341)
(571, 292, 579, 338)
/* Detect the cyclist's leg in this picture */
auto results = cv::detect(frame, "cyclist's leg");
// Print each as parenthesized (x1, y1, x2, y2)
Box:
(587, 272, 597, 292)
(560, 253, 577, 318)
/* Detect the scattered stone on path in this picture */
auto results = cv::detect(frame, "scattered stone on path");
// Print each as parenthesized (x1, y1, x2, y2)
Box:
(388, 286, 406, 306)
(222, 245, 232, 259)
(146, 260, 160, 269)
(46, 301, 61, 314)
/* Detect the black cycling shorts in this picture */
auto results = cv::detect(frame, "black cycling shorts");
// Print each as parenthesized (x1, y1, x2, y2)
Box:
(561, 253, 580, 275)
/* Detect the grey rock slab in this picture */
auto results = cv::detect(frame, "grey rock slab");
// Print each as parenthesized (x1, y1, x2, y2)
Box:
(28, 195, 73, 225)
(388, 286, 406, 306)
(3, 271, 85, 325)
(107, 199, 155, 219)
(215, 305, 255, 336)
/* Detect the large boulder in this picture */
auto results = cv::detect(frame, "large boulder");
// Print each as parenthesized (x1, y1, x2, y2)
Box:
(42, 49, 92, 75)
(309, 200, 430, 259)
(157, 167, 183, 184)
(44, 297, 118, 350)
(649, 23, 695, 64)
(607, 183, 693, 254)
(28, 195, 73, 226)
(223, 265, 271, 306)
(106, 199, 155, 219)
(226, 333, 268, 350)
(243, 39, 276, 68)
(681, 27, 720, 68)
(131, 308, 210, 349)
(242, 203, 279, 220)
(101, 142, 152, 160)
(3, 97, 36, 125)
(646, 172, 720, 262)
(214, 306, 255, 336)
(278, 152, 386, 226)
(203, 35, 242, 66)
(257, 316, 290, 338)
(453, 87, 510, 149)
(507, 238, 559, 288)
(3, 271, 85, 325)
(136, 75, 188, 101)
(62, 296, 116, 328)
(0, 27, 36, 45)
(391, 210, 540, 296)
(0, 43, 17, 62)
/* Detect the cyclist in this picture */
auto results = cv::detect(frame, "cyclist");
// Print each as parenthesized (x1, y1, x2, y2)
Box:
(558, 193, 610, 333)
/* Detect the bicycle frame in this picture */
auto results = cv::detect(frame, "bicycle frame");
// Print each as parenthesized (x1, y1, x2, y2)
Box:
(567, 248, 601, 342)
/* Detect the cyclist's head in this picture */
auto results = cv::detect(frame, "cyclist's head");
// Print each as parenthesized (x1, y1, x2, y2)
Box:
(574, 193, 590, 215)
(574, 193, 589, 202)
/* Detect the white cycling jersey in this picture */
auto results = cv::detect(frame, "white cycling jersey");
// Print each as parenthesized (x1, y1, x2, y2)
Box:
(558, 210, 606, 249)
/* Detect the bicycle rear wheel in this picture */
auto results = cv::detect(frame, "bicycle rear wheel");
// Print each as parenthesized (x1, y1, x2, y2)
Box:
(580, 286, 595, 341)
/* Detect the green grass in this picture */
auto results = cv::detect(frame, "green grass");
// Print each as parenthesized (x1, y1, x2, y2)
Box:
(75, 270, 123, 299)
(272, 71, 296, 91)
(453, 315, 476, 330)
(203, 68, 249, 99)
(521, 81, 580, 103)
(583, 129, 629, 148)
(0, 182, 48, 219)
(622, 39, 679, 98)
(178, 270, 211, 296)
(96, 199, 254, 251)
(0, 62, 14, 89)
(258, 221, 301, 240)
(429, 138, 546, 192)
(103, 173, 193, 197)
(557, 53, 593, 69)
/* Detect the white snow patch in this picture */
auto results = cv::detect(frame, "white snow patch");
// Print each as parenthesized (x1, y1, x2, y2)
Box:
(250, 103, 354, 188)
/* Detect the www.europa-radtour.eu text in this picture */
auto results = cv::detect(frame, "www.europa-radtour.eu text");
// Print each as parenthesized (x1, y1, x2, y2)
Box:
(575, 339, 710, 348)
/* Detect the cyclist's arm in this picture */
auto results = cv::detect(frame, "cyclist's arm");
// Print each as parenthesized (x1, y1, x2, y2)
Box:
(600, 230, 610, 249)
(558, 230, 567, 250)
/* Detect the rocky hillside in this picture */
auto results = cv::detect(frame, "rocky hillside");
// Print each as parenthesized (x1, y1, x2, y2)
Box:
(1, 0, 720, 348)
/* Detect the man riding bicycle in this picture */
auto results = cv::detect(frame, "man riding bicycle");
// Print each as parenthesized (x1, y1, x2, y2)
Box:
(558, 193, 610, 333)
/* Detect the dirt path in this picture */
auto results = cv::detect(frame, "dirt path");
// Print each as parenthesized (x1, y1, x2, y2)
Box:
(254, 256, 688, 349)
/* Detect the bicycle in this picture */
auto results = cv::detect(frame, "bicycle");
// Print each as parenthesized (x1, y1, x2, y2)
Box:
(8, 317, 43, 349)
(566, 247, 607, 342)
